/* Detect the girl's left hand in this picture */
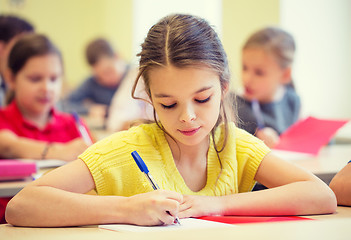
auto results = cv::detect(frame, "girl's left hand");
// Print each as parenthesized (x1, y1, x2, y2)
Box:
(178, 195, 222, 218)
(256, 127, 280, 148)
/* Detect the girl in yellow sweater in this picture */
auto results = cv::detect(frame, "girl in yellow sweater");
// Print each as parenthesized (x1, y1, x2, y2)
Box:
(6, 14, 336, 227)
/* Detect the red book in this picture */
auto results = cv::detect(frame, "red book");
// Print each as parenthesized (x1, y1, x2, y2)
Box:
(274, 117, 348, 155)
(198, 215, 313, 224)
(0, 160, 37, 181)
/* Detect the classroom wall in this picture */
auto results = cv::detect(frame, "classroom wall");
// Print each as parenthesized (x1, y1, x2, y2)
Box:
(4, 1, 348, 119)
(0, 0, 279, 91)
(281, 0, 351, 119)
(0, 0, 132, 89)
(222, 0, 280, 88)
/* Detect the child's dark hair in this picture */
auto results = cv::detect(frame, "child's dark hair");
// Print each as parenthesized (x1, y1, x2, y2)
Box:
(85, 38, 115, 66)
(132, 14, 236, 164)
(7, 33, 62, 104)
(8, 33, 62, 75)
(0, 15, 34, 43)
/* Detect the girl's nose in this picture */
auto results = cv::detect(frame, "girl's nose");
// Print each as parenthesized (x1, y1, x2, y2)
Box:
(242, 71, 252, 85)
(179, 104, 196, 122)
(42, 78, 55, 91)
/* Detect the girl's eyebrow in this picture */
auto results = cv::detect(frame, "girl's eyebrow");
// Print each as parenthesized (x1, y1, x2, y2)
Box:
(154, 86, 213, 98)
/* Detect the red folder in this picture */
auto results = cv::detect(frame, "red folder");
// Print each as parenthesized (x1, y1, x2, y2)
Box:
(274, 117, 349, 155)
(197, 215, 313, 224)
(0, 160, 37, 181)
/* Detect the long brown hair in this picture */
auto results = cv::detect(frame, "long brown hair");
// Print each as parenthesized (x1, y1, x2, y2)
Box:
(132, 14, 236, 159)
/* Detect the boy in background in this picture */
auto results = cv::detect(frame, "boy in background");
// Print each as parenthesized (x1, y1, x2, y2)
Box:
(65, 38, 130, 121)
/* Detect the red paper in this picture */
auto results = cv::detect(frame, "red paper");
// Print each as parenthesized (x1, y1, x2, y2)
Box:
(274, 117, 348, 155)
(197, 215, 313, 224)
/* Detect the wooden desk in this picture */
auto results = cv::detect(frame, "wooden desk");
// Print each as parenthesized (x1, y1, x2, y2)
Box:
(284, 144, 351, 174)
(0, 167, 54, 197)
(0, 206, 350, 240)
(0, 178, 32, 197)
(274, 144, 351, 184)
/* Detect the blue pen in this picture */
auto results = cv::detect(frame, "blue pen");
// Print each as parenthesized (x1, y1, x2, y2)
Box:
(72, 112, 93, 145)
(131, 150, 181, 225)
(251, 99, 265, 130)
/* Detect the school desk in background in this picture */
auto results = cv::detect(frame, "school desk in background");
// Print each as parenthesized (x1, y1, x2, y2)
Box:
(274, 116, 349, 155)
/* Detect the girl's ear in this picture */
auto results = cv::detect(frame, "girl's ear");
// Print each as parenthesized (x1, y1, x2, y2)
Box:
(0, 41, 5, 56)
(4, 69, 16, 90)
(222, 82, 229, 97)
(281, 67, 292, 84)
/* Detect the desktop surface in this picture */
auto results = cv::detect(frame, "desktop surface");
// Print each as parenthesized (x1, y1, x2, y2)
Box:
(1, 207, 350, 240)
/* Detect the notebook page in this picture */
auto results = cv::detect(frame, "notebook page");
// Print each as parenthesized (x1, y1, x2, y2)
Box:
(99, 218, 233, 232)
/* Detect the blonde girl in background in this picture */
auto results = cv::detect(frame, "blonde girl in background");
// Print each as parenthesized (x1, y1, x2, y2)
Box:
(236, 27, 300, 148)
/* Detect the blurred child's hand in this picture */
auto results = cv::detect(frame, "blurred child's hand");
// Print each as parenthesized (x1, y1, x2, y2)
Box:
(256, 127, 280, 148)
(89, 104, 107, 120)
(49, 138, 89, 161)
(123, 190, 182, 226)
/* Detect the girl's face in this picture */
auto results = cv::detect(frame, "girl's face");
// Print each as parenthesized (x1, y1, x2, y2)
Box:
(242, 47, 290, 103)
(149, 65, 223, 148)
(93, 56, 121, 87)
(10, 54, 63, 117)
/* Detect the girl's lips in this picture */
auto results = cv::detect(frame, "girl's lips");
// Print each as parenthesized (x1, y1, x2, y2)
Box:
(245, 87, 254, 95)
(179, 127, 201, 136)
(37, 98, 50, 104)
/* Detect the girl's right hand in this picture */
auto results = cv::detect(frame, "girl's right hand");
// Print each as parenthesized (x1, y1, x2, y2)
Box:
(49, 138, 89, 161)
(121, 190, 183, 226)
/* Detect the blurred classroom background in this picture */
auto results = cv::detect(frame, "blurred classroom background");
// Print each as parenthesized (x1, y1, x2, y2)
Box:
(1, 0, 350, 120)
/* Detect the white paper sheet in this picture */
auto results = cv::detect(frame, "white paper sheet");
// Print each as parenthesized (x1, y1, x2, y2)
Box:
(99, 218, 233, 232)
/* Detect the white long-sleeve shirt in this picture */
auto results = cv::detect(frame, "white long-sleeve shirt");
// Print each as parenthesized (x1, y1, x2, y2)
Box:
(106, 66, 153, 132)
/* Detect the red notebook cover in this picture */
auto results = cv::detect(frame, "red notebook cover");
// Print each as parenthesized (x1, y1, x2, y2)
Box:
(197, 215, 313, 224)
(0, 160, 37, 181)
(274, 117, 348, 155)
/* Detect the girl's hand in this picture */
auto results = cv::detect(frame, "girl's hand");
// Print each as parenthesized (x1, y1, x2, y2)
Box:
(178, 195, 222, 219)
(89, 104, 107, 120)
(49, 138, 89, 161)
(256, 127, 280, 148)
(121, 190, 183, 226)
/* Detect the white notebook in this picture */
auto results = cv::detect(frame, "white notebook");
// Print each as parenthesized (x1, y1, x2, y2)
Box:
(99, 218, 233, 232)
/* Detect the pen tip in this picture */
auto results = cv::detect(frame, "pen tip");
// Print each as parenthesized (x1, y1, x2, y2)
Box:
(175, 217, 181, 225)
